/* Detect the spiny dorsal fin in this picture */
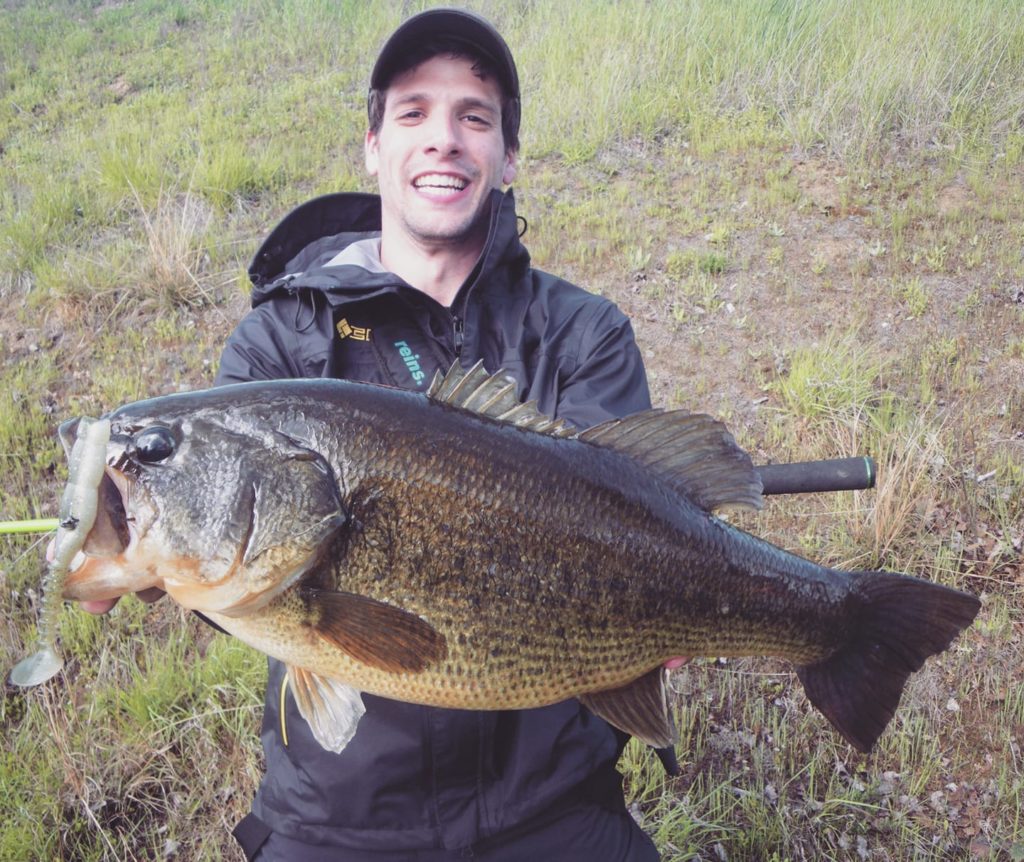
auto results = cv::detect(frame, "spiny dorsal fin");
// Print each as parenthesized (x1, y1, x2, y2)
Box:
(426, 360, 576, 437)
(578, 411, 763, 512)
(579, 668, 677, 748)
(286, 665, 366, 753)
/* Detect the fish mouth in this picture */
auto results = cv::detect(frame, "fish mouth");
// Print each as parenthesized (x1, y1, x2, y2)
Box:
(54, 417, 131, 560)
(81, 469, 132, 557)
(58, 417, 141, 558)
(61, 452, 157, 602)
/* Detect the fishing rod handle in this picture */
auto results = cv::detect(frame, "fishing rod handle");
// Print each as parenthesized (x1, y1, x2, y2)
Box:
(755, 456, 876, 496)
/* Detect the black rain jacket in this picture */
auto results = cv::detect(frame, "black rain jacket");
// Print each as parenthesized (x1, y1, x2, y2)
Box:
(216, 188, 653, 855)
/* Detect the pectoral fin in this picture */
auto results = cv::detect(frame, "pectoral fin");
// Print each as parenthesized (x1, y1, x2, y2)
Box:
(307, 589, 448, 673)
(286, 665, 366, 753)
(579, 667, 677, 748)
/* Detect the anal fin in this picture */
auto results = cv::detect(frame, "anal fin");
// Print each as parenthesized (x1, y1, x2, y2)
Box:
(286, 665, 366, 754)
(307, 589, 447, 673)
(579, 667, 677, 748)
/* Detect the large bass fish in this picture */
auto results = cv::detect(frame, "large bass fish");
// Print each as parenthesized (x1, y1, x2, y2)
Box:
(40, 364, 978, 755)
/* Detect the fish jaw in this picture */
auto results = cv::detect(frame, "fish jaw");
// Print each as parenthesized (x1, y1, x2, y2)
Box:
(62, 551, 164, 602)
(61, 527, 309, 615)
(62, 464, 163, 602)
(57, 455, 220, 606)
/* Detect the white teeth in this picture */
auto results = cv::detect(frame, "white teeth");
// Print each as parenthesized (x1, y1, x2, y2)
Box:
(414, 174, 467, 191)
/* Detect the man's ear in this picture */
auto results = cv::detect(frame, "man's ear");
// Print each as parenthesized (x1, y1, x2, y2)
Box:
(502, 149, 518, 186)
(365, 130, 379, 177)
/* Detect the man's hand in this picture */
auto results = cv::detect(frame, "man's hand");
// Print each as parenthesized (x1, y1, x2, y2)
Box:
(663, 657, 691, 669)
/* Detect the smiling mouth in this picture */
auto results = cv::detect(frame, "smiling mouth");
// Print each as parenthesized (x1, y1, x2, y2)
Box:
(413, 174, 468, 195)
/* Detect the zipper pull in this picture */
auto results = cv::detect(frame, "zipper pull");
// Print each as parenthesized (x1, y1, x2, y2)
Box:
(452, 314, 464, 357)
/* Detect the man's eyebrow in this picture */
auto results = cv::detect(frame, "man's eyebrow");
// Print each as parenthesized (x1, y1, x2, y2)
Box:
(455, 97, 500, 116)
(388, 93, 500, 115)
(388, 92, 429, 109)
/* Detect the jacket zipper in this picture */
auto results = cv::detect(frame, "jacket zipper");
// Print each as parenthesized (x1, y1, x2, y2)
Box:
(452, 313, 464, 358)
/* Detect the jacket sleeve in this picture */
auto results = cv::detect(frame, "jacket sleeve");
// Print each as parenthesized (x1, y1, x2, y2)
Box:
(555, 301, 652, 428)
(215, 298, 312, 386)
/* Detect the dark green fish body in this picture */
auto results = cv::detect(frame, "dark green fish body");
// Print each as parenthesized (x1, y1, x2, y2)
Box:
(59, 364, 980, 754)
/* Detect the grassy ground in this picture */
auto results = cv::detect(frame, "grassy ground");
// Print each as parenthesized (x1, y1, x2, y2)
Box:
(1, 1, 1022, 859)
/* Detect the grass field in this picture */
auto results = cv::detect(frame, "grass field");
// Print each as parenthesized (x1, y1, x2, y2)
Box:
(2, 1, 1023, 859)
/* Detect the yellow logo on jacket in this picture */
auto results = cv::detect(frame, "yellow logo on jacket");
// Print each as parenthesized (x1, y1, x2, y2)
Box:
(336, 319, 372, 341)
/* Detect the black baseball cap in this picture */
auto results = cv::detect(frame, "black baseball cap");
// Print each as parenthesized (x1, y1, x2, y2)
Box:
(370, 7, 520, 105)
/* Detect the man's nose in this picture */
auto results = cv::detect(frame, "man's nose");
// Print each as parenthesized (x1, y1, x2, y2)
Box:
(423, 113, 461, 155)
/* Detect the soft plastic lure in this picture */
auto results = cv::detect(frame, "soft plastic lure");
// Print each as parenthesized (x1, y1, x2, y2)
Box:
(9, 417, 110, 686)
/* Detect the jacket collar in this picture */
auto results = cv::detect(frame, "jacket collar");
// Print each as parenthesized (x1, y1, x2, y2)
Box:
(248, 189, 527, 310)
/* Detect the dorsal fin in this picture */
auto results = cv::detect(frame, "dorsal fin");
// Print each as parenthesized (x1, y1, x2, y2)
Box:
(578, 411, 763, 512)
(427, 362, 761, 511)
(426, 361, 576, 437)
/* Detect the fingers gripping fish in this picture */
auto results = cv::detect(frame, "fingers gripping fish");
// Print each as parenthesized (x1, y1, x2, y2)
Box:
(39, 363, 979, 757)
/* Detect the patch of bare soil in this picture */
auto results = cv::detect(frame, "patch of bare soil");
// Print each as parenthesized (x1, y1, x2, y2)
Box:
(606, 153, 1020, 455)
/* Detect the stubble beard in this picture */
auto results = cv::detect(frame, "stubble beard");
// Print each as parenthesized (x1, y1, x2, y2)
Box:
(400, 200, 491, 251)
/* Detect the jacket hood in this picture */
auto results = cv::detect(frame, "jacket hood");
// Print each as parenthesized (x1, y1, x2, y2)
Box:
(247, 189, 529, 311)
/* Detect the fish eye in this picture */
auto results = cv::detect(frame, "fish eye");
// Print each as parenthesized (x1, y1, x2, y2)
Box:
(133, 426, 176, 463)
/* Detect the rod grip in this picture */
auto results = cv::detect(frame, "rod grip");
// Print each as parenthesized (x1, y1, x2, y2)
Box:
(755, 456, 876, 496)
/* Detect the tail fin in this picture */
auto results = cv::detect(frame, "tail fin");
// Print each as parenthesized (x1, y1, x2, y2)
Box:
(797, 571, 980, 752)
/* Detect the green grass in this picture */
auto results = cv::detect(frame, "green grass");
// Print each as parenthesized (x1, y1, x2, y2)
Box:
(4, 0, 1024, 295)
(1, 0, 1023, 859)
(770, 331, 891, 426)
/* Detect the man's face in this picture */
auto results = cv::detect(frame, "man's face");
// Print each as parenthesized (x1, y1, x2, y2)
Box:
(365, 54, 517, 253)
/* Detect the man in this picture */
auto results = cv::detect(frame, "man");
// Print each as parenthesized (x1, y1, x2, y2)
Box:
(220, 11, 671, 860)
(86, 9, 670, 860)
